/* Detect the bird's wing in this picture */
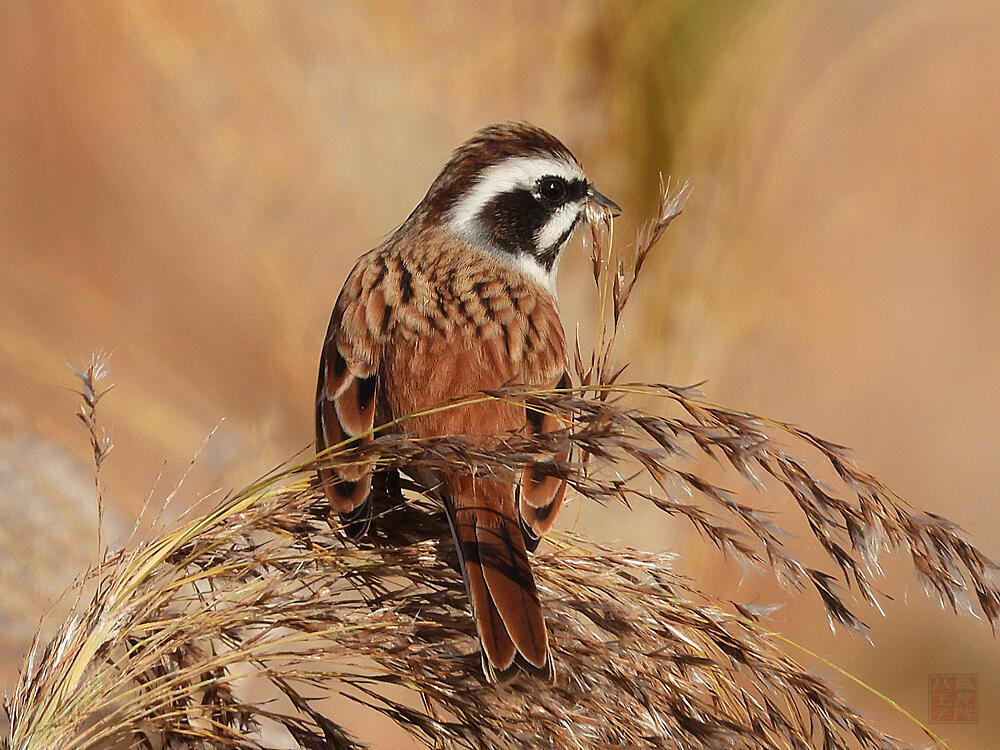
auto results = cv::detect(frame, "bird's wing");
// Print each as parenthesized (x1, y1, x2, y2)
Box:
(315, 253, 386, 537)
(518, 370, 572, 547)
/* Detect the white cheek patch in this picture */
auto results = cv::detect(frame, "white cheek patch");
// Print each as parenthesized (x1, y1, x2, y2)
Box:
(535, 203, 580, 251)
(447, 155, 586, 239)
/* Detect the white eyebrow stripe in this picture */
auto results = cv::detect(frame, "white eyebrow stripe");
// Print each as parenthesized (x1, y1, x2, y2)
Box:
(446, 155, 586, 237)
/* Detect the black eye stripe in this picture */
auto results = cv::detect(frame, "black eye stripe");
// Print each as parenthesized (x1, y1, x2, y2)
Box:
(565, 178, 588, 202)
(472, 174, 589, 260)
(537, 176, 588, 204)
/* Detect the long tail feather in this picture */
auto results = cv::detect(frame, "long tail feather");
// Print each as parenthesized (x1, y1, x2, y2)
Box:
(447, 476, 549, 679)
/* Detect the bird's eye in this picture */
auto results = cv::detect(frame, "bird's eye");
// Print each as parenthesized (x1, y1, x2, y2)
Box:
(539, 176, 567, 204)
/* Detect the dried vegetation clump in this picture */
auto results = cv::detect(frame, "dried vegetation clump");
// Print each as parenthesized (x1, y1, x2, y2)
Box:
(3, 181, 997, 750)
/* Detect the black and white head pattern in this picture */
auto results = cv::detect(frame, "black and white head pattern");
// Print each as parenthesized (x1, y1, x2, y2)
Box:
(445, 154, 591, 294)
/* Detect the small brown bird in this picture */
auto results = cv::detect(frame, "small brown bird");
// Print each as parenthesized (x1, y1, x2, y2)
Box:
(315, 123, 619, 680)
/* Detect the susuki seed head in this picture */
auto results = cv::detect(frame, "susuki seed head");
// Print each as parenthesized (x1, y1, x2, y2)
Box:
(417, 123, 619, 292)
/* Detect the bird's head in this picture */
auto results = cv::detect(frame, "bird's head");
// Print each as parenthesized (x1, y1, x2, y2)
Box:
(419, 123, 619, 291)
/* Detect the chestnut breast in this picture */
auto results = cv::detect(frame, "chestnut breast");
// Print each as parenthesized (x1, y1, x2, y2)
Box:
(373, 234, 567, 439)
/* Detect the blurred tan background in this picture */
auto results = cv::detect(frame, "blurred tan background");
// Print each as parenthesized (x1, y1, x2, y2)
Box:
(1, 1, 998, 747)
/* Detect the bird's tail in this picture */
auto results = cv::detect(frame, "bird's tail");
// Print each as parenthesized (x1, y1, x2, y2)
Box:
(444, 475, 550, 681)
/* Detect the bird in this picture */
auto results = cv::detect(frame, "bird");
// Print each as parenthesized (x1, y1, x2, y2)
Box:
(315, 122, 620, 681)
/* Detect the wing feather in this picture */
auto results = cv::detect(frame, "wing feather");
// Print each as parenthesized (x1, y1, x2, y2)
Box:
(518, 371, 572, 541)
(315, 256, 385, 536)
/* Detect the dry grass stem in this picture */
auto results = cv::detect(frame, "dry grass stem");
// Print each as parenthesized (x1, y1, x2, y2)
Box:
(69, 353, 115, 584)
(4, 179, 994, 750)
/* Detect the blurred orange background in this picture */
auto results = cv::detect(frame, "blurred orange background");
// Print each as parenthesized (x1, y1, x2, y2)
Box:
(1, 2, 998, 747)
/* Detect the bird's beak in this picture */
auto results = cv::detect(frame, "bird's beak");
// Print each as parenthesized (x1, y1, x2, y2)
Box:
(586, 185, 622, 217)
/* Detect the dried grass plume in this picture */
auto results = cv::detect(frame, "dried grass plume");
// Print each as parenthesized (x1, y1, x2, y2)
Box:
(3, 179, 997, 750)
